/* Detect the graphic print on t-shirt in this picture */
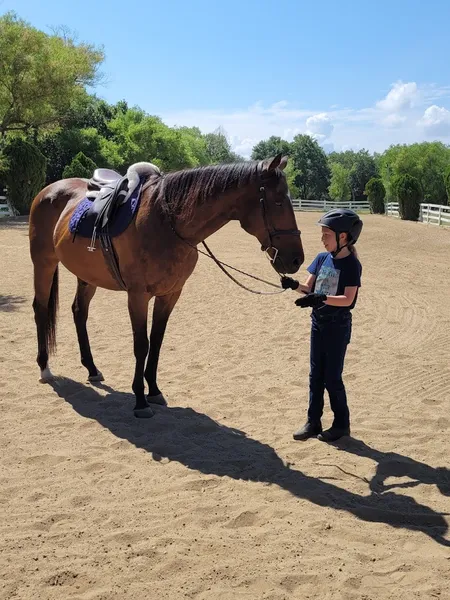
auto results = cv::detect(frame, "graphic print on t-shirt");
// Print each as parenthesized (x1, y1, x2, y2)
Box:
(315, 265, 340, 296)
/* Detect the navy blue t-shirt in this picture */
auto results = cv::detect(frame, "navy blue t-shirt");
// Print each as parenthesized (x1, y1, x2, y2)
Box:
(307, 251, 362, 319)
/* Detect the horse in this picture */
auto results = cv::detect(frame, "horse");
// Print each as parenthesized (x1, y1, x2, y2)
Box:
(29, 153, 304, 417)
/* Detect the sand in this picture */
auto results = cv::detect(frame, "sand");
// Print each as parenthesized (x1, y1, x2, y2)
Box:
(0, 212, 449, 600)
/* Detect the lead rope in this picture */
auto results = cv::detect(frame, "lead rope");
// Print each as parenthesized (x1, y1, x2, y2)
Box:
(167, 222, 286, 295)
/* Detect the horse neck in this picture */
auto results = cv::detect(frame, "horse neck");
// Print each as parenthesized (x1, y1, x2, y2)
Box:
(175, 185, 256, 244)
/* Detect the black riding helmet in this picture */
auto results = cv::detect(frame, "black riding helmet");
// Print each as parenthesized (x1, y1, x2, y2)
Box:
(317, 208, 363, 257)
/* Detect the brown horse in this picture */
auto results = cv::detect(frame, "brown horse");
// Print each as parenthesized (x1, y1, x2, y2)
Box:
(29, 154, 304, 417)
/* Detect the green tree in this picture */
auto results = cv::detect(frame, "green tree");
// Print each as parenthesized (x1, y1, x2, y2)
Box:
(393, 174, 422, 221)
(329, 163, 351, 201)
(62, 151, 97, 179)
(174, 126, 210, 166)
(204, 127, 243, 164)
(251, 136, 291, 160)
(285, 160, 300, 199)
(444, 165, 450, 205)
(1, 138, 46, 214)
(329, 149, 377, 201)
(290, 134, 331, 199)
(103, 108, 199, 172)
(37, 126, 111, 183)
(379, 142, 450, 205)
(0, 12, 104, 137)
(364, 177, 386, 214)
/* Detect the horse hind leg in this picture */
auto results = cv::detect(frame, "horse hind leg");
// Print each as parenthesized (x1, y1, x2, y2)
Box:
(72, 279, 103, 382)
(32, 260, 59, 383)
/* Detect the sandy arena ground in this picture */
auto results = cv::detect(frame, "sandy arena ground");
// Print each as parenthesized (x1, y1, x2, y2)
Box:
(1, 212, 449, 600)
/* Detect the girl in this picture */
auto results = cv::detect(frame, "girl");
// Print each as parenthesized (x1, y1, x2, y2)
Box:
(281, 208, 363, 442)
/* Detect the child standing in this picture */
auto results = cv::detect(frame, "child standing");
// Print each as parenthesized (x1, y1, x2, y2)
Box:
(281, 209, 363, 442)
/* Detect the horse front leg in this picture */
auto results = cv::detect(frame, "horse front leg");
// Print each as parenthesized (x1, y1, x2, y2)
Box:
(127, 291, 153, 418)
(145, 290, 183, 406)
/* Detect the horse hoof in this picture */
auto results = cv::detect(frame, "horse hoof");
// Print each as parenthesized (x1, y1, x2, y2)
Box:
(147, 393, 167, 406)
(39, 367, 54, 383)
(88, 371, 104, 382)
(134, 407, 155, 418)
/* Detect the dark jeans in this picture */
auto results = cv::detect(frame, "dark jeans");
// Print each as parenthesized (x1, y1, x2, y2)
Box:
(308, 315, 352, 429)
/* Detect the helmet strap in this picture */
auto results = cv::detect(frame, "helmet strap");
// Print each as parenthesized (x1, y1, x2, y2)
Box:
(331, 232, 349, 258)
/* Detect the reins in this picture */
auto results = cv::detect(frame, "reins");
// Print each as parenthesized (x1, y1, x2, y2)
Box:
(160, 185, 301, 296)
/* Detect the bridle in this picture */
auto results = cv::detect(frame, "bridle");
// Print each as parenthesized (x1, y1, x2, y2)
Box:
(259, 185, 301, 272)
(165, 184, 302, 295)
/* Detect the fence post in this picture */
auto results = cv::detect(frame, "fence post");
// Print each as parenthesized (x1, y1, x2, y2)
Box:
(438, 205, 442, 226)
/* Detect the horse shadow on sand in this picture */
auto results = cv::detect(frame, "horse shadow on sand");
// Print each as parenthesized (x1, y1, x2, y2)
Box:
(49, 377, 450, 547)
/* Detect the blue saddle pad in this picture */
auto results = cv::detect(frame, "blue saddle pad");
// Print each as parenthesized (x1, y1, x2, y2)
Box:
(69, 181, 142, 239)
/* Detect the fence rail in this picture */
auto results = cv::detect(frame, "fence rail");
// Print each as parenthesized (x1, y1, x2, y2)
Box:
(386, 202, 450, 226)
(292, 198, 370, 212)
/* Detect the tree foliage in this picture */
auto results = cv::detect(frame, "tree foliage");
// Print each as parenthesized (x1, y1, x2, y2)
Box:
(329, 150, 378, 201)
(251, 136, 291, 160)
(290, 134, 331, 199)
(364, 177, 386, 214)
(393, 174, 422, 221)
(329, 163, 351, 201)
(1, 138, 46, 214)
(0, 12, 104, 137)
(62, 151, 97, 179)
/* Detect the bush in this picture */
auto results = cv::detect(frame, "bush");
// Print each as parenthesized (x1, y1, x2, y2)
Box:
(62, 152, 97, 179)
(1, 138, 47, 215)
(444, 165, 450, 206)
(364, 177, 386, 214)
(393, 174, 422, 221)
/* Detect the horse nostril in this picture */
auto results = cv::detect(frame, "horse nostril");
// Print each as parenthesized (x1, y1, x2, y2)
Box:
(292, 257, 301, 267)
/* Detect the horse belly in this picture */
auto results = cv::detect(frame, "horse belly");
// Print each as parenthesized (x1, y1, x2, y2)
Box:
(54, 209, 124, 291)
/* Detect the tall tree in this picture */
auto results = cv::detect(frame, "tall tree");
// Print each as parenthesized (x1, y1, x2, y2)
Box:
(204, 127, 243, 164)
(379, 142, 450, 205)
(364, 177, 386, 214)
(251, 136, 291, 160)
(1, 138, 46, 214)
(0, 12, 104, 137)
(290, 134, 331, 199)
(329, 163, 351, 201)
(329, 149, 377, 201)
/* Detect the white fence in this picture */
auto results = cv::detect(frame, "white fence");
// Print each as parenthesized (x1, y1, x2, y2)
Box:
(386, 202, 450, 226)
(292, 198, 370, 212)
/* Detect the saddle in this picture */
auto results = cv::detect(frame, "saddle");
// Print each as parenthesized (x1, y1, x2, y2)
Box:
(69, 161, 161, 289)
(85, 162, 161, 242)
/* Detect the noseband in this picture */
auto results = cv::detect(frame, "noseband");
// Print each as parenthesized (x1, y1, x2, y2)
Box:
(259, 186, 302, 266)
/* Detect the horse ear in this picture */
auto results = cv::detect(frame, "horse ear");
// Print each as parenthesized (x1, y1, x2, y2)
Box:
(264, 153, 283, 172)
(279, 155, 288, 171)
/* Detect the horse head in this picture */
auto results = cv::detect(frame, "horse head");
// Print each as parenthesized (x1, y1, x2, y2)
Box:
(238, 154, 304, 274)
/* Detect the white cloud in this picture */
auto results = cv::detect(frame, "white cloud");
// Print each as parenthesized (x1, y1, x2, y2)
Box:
(305, 113, 334, 137)
(376, 81, 418, 112)
(158, 82, 450, 158)
(381, 113, 408, 128)
(305, 113, 334, 152)
(418, 105, 450, 137)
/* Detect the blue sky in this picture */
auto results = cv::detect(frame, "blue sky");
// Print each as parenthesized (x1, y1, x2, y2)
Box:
(4, 0, 450, 156)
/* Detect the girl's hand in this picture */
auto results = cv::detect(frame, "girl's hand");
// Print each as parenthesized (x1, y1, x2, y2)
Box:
(295, 293, 327, 308)
(280, 276, 299, 290)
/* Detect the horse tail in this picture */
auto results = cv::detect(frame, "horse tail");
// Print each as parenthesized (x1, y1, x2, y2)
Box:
(47, 266, 59, 355)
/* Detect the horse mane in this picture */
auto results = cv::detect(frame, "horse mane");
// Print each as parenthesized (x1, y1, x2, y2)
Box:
(150, 160, 273, 223)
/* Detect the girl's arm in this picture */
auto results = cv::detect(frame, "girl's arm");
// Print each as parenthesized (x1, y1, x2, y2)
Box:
(294, 274, 316, 295)
(323, 286, 358, 307)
